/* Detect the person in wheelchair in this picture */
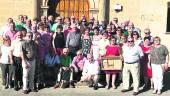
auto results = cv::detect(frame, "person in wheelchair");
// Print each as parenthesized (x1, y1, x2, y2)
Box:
(53, 48, 74, 88)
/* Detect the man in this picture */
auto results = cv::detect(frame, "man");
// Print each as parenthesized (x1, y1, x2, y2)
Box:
(54, 48, 74, 88)
(21, 32, 38, 94)
(80, 54, 100, 90)
(143, 28, 154, 44)
(66, 24, 81, 58)
(121, 37, 144, 95)
(11, 31, 25, 91)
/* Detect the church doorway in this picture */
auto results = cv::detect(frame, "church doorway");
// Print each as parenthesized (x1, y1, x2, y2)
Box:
(48, 0, 89, 20)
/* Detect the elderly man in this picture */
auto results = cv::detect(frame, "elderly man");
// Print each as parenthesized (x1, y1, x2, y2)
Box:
(66, 24, 81, 58)
(80, 54, 100, 90)
(21, 32, 38, 94)
(11, 31, 25, 91)
(121, 37, 143, 95)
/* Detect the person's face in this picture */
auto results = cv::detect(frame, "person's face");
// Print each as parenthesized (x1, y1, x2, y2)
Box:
(85, 29, 89, 35)
(63, 51, 69, 56)
(94, 29, 99, 35)
(121, 36, 126, 43)
(26, 33, 33, 41)
(8, 18, 13, 24)
(21, 30, 27, 37)
(16, 32, 23, 40)
(31, 26, 37, 32)
(154, 38, 160, 45)
(67, 22, 71, 27)
(19, 16, 24, 22)
(144, 39, 150, 46)
(127, 38, 134, 46)
(102, 33, 108, 39)
(107, 27, 112, 32)
(116, 29, 122, 35)
(41, 16, 46, 22)
(111, 38, 116, 45)
(9, 23, 15, 31)
(133, 33, 138, 39)
(87, 55, 93, 63)
(144, 31, 150, 37)
(57, 28, 62, 33)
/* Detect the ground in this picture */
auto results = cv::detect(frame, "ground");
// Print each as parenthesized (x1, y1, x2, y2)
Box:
(0, 70, 170, 96)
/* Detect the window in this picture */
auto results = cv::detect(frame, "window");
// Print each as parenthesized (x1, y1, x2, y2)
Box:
(166, 2, 170, 32)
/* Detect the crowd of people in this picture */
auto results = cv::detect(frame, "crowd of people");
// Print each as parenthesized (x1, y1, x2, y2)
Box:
(0, 14, 169, 95)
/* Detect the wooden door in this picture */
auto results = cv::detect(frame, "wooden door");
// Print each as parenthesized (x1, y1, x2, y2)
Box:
(56, 0, 89, 20)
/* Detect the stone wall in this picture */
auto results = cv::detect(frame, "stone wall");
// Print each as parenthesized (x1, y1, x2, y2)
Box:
(0, 0, 37, 28)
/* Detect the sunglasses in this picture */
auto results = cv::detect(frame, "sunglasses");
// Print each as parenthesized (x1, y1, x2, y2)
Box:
(128, 41, 134, 42)
(133, 34, 137, 35)
(145, 33, 149, 34)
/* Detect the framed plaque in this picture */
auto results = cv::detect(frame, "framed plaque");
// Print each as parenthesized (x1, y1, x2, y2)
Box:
(101, 56, 122, 70)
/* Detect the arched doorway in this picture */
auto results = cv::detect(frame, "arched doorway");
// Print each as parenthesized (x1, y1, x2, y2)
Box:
(48, 0, 89, 20)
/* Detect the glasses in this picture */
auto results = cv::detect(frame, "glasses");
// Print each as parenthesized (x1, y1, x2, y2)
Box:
(145, 33, 149, 34)
(133, 34, 137, 35)
(128, 41, 134, 42)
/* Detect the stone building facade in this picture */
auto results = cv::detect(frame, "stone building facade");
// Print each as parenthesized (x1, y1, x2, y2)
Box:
(0, 0, 170, 50)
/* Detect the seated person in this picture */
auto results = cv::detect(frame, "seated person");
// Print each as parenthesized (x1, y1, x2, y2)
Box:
(80, 54, 100, 90)
(53, 48, 74, 88)
(71, 50, 86, 82)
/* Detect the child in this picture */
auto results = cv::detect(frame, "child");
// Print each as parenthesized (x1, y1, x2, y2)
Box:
(0, 35, 13, 89)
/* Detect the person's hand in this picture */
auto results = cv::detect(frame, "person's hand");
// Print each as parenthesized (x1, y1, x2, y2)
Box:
(22, 61, 29, 69)
(147, 63, 151, 69)
(9, 59, 13, 64)
(163, 63, 169, 71)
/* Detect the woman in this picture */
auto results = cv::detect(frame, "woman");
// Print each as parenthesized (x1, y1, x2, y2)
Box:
(140, 37, 153, 90)
(148, 36, 169, 95)
(132, 31, 142, 46)
(52, 25, 65, 55)
(71, 50, 86, 82)
(0, 36, 13, 89)
(91, 27, 102, 60)
(105, 37, 121, 89)
(81, 27, 92, 57)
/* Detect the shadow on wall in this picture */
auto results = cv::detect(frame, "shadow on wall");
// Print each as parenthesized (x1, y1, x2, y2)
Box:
(48, 0, 60, 17)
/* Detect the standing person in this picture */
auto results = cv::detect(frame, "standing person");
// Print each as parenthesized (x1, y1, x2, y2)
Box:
(121, 37, 143, 95)
(81, 27, 92, 57)
(140, 37, 153, 90)
(21, 32, 38, 94)
(80, 54, 100, 90)
(52, 25, 65, 55)
(11, 31, 25, 91)
(66, 24, 81, 58)
(0, 36, 13, 89)
(104, 37, 122, 89)
(148, 36, 169, 95)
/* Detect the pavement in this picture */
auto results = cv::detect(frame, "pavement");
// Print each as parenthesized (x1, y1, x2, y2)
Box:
(0, 70, 170, 96)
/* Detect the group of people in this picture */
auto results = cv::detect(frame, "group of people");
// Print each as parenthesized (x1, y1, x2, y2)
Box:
(0, 14, 169, 95)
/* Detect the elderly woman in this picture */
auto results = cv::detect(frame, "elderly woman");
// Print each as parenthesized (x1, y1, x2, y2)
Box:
(104, 37, 122, 89)
(71, 50, 86, 82)
(148, 36, 169, 95)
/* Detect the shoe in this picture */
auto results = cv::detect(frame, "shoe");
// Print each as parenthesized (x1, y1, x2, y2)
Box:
(14, 87, 19, 91)
(70, 81, 75, 88)
(105, 85, 109, 89)
(8, 85, 12, 89)
(93, 84, 98, 90)
(2, 86, 7, 89)
(31, 89, 38, 92)
(53, 82, 60, 89)
(121, 89, 129, 92)
(152, 90, 157, 94)
(23, 90, 29, 94)
(133, 92, 138, 95)
(157, 90, 162, 95)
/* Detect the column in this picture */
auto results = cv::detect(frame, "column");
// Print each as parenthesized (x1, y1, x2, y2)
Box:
(98, 0, 106, 21)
